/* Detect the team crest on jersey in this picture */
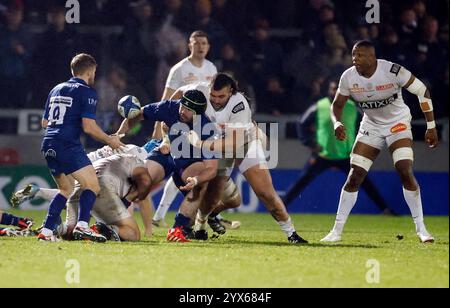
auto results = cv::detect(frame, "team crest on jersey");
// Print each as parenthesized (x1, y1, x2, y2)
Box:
(351, 84, 365, 93)
(390, 123, 408, 134)
(390, 64, 401, 76)
(232, 102, 245, 114)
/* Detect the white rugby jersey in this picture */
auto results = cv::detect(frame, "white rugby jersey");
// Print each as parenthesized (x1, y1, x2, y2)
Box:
(165, 57, 217, 91)
(180, 82, 254, 134)
(88, 144, 147, 163)
(338, 59, 413, 125)
(93, 154, 146, 198)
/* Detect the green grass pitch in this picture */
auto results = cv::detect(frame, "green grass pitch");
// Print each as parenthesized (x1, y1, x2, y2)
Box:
(0, 210, 448, 288)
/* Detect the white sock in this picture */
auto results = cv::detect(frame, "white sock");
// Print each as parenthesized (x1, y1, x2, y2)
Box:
(35, 188, 59, 202)
(278, 217, 296, 237)
(41, 228, 53, 237)
(332, 190, 359, 235)
(403, 187, 426, 233)
(194, 211, 209, 231)
(153, 178, 179, 221)
(216, 214, 223, 220)
(76, 221, 89, 229)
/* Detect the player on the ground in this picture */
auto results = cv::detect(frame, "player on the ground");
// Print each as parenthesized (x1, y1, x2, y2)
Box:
(184, 73, 308, 244)
(117, 90, 220, 243)
(38, 53, 125, 242)
(0, 211, 33, 237)
(12, 141, 158, 237)
(321, 40, 437, 243)
(62, 153, 152, 242)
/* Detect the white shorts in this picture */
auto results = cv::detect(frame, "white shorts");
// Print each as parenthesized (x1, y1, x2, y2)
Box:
(235, 140, 268, 174)
(66, 177, 131, 226)
(355, 116, 413, 150)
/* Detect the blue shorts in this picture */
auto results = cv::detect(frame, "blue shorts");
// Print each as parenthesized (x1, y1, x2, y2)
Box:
(147, 150, 204, 196)
(41, 139, 92, 176)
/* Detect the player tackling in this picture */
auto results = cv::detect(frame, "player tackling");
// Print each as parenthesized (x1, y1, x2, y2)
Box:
(321, 40, 438, 243)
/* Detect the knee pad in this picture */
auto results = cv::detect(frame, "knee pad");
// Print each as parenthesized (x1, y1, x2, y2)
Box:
(221, 178, 240, 205)
(392, 147, 414, 165)
(350, 154, 373, 172)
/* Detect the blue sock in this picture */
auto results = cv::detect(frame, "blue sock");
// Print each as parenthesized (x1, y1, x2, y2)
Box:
(1, 213, 20, 226)
(78, 190, 96, 224)
(173, 213, 191, 230)
(44, 194, 67, 230)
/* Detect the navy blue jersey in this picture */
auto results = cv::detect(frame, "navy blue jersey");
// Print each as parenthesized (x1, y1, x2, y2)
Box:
(143, 100, 219, 160)
(43, 77, 98, 144)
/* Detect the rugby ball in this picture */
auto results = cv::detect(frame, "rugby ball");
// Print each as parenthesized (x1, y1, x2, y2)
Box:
(118, 95, 141, 119)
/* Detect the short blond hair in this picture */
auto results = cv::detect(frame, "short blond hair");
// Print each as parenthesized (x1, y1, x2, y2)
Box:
(71, 53, 97, 76)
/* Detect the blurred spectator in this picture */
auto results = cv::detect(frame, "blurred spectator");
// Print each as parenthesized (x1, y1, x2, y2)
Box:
(318, 32, 352, 80)
(96, 65, 149, 133)
(0, 4, 32, 108)
(379, 26, 412, 66)
(257, 76, 289, 116)
(154, 40, 187, 99)
(32, 6, 80, 106)
(116, 0, 159, 99)
(157, 0, 192, 33)
(192, 0, 229, 59)
(246, 19, 284, 92)
(215, 42, 243, 75)
(398, 8, 419, 47)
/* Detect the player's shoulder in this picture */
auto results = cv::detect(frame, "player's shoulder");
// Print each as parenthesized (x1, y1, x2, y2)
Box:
(171, 57, 190, 71)
(341, 66, 357, 79)
(228, 92, 250, 114)
(378, 59, 404, 76)
(204, 59, 217, 71)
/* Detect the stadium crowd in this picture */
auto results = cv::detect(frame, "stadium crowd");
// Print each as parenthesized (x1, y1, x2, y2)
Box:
(0, 0, 448, 128)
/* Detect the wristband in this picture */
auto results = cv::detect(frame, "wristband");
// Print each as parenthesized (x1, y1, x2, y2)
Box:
(427, 121, 436, 130)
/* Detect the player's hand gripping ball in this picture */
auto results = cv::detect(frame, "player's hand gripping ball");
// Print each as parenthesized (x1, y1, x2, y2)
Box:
(118, 95, 141, 119)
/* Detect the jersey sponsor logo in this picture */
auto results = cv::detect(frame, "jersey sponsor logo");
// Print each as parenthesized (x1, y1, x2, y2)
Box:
(232, 102, 245, 114)
(390, 123, 408, 134)
(376, 83, 395, 91)
(350, 84, 365, 93)
(184, 73, 199, 83)
(88, 98, 97, 105)
(390, 64, 401, 76)
(357, 94, 398, 109)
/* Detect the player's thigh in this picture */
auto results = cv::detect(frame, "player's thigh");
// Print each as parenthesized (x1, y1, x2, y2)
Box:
(92, 188, 131, 225)
(53, 173, 75, 197)
(236, 140, 267, 174)
(388, 138, 414, 171)
(181, 161, 208, 182)
(145, 160, 166, 184)
(115, 217, 140, 234)
(242, 165, 276, 196)
(71, 165, 99, 190)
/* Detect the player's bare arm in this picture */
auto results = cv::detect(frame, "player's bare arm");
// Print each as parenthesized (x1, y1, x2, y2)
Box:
(404, 75, 439, 148)
(180, 160, 218, 191)
(131, 167, 152, 201)
(331, 92, 350, 141)
(187, 127, 247, 156)
(116, 109, 145, 135)
(82, 118, 125, 150)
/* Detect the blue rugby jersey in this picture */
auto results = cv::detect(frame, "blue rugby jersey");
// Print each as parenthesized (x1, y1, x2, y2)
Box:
(43, 77, 98, 144)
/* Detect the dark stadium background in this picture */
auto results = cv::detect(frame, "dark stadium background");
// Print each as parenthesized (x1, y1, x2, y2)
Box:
(0, 0, 448, 215)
